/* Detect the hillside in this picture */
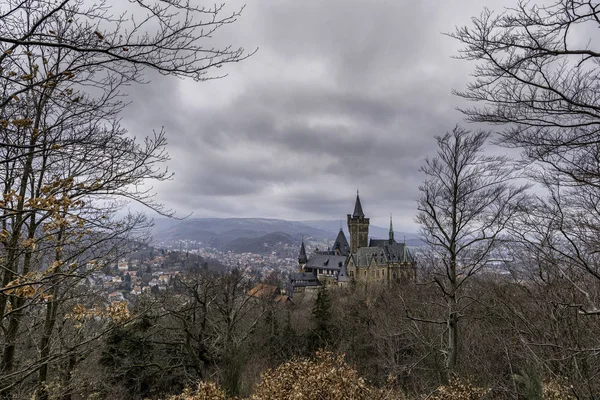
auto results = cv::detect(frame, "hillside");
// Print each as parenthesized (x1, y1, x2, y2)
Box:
(300, 219, 422, 246)
(221, 232, 296, 254)
(151, 217, 423, 251)
(152, 218, 331, 242)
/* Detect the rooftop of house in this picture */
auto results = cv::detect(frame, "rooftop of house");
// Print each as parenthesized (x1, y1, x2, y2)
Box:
(248, 283, 280, 299)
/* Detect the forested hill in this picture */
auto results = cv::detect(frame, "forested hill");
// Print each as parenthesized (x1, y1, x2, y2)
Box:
(151, 217, 422, 250)
(216, 232, 293, 254)
(151, 217, 332, 243)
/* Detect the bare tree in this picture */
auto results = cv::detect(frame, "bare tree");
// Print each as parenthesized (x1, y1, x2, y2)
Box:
(450, 4, 600, 391)
(0, 0, 252, 111)
(450, 0, 600, 300)
(415, 126, 527, 376)
(449, 0, 600, 188)
(0, 1, 251, 398)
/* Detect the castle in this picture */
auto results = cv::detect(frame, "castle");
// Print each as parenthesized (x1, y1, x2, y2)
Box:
(288, 193, 416, 296)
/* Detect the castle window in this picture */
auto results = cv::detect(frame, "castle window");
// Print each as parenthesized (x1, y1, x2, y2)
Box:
(349, 271, 354, 278)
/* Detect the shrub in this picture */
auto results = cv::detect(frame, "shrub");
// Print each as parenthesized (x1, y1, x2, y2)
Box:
(168, 381, 226, 400)
(428, 378, 488, 400)
(251, 351, 401, 400)
(542, 380, 576, 400)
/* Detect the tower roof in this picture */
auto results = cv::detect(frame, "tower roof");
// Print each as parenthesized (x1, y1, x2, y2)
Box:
(389, 214, 394, 243)
(337, 262, 349, 283)
(333, 229, 350, 256)
(352, 191, 365, 218)
(298, 240, 307, 264)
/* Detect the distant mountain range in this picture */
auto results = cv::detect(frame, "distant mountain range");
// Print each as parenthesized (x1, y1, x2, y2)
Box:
(151, 217, 422, 253)
(300, 219, 419, 243)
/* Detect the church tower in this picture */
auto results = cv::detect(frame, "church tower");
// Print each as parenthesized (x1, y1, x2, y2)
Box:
(347, 191, 369, 253)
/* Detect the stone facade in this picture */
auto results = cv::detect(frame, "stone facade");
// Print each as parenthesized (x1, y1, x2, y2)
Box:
(347, 239, 416, 284)
(348, 214, 369, 253)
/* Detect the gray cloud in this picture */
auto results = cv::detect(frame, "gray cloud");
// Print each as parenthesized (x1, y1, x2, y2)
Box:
(120, 0, 519, 229)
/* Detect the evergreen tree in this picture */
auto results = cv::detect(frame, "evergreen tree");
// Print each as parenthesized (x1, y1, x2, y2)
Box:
(310, 286, 333, 351)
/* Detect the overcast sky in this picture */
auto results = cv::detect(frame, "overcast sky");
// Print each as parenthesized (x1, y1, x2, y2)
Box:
(120, 0, 519, 231)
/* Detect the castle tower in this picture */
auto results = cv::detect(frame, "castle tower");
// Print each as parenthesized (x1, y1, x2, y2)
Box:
(298, 240, 307, 272)
(347, 191, 369, 253)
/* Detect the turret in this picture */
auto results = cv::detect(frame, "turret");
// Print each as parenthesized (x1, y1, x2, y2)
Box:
(389, 214, 394, 244)
(333, 229, 350, 256)
(337, 262, 349, 286)
(298, 240, 307, 272)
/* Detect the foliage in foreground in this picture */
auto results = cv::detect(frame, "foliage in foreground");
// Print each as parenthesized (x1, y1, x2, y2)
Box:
(427, 378, 488, 400)
(168, 351, 578, 400)
(170, 351, 402, 400)
(251, 351, 398, 400)
(168, 381, 226, 400)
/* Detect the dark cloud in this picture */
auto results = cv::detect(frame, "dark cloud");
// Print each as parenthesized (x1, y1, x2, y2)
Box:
(120, 0, 519, 229)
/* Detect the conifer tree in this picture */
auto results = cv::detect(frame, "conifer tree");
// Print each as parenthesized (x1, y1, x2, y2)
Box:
(310, 286, 333, 350)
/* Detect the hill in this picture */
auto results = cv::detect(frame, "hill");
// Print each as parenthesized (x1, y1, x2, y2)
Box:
(151, 217, 423, 252)
(300, 219, 421, 246)
(221, 232, 296, 254)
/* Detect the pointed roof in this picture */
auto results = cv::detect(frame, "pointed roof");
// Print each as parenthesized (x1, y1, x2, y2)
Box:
(389, 214, 394, 243)
(337, 263, 349, 283)
(333, 229, 350, 256)
(298, 240, 307, 264)
(352, 191, 364, 218)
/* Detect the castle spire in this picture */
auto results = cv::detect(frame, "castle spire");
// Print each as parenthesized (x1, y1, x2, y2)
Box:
(298, 240, 307, 265)
(333, 229, 350, 256)
(352, 190, 364, 218)
(389, 213, 394, 243)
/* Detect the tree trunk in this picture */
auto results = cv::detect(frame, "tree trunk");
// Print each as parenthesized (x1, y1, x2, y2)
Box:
(1, 90, 50, 398)
(60, 351, 77, 400)
(36, 287, 59, 400)
(0, 197, 38, 398)
(447, 294, 458, 376)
